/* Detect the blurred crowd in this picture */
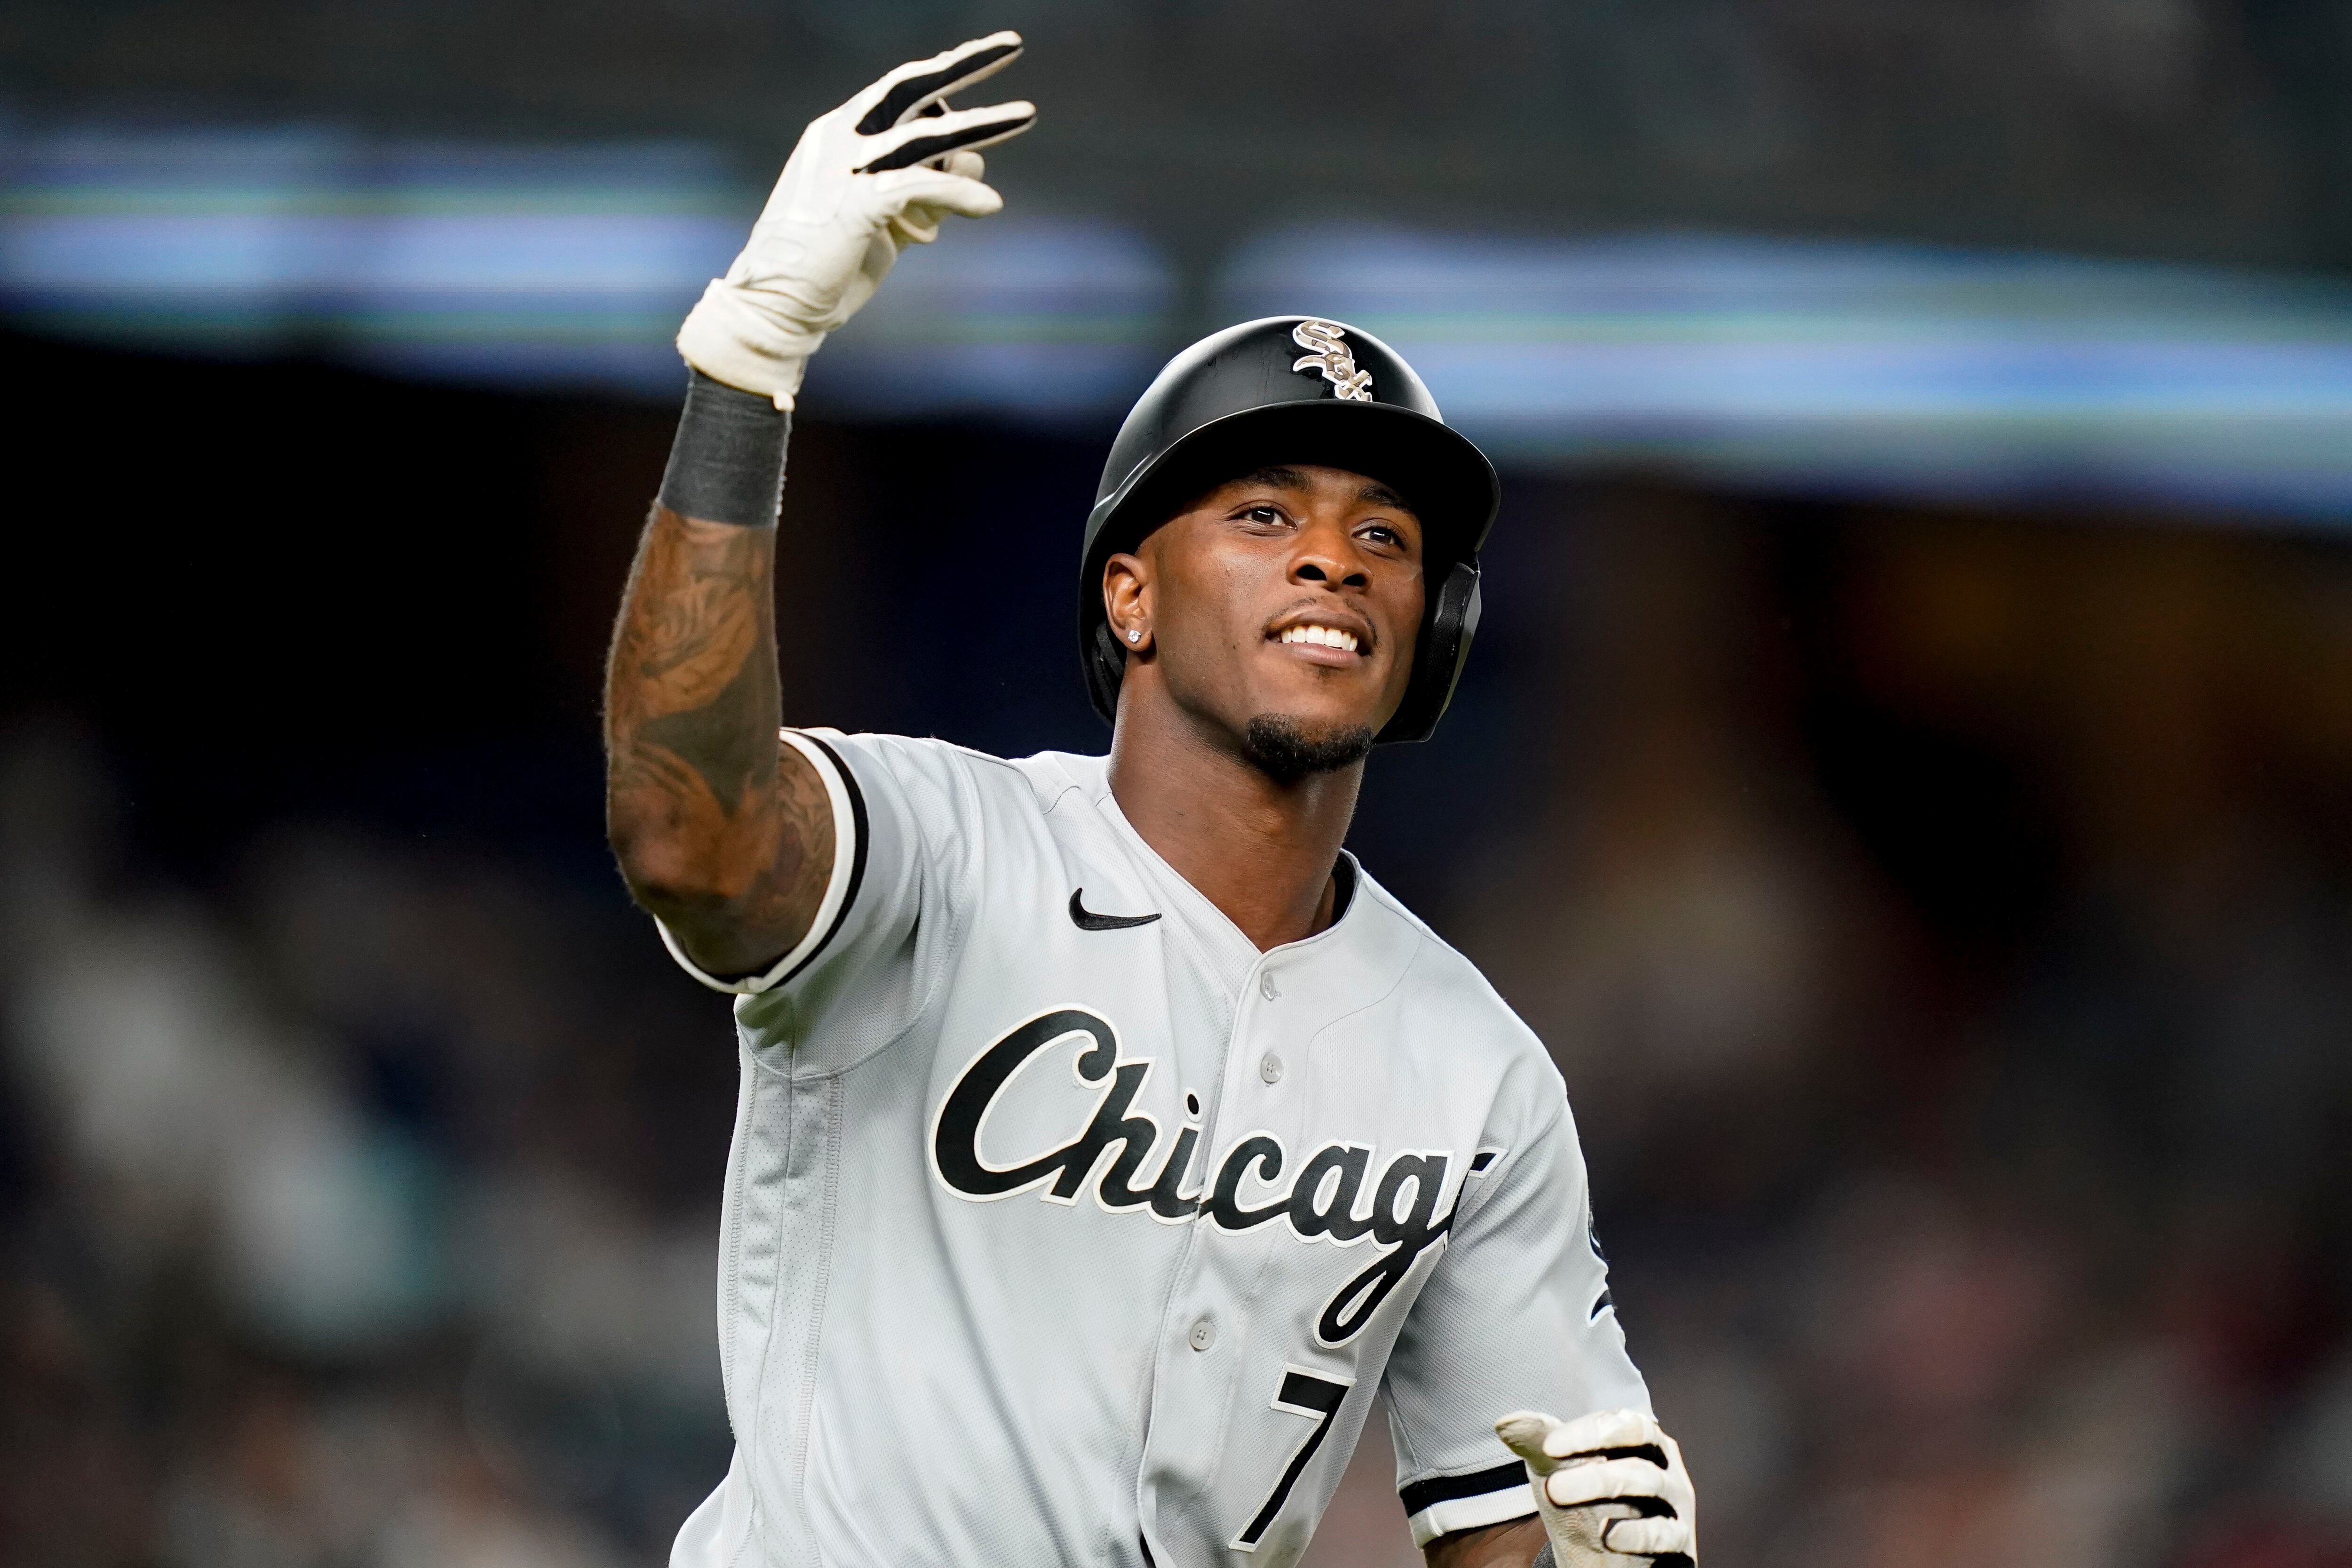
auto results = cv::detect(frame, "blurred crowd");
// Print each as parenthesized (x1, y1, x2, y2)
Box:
(1445, 493, 2352, 1568)
(0, 723, 735, 1566)
(3, 484, 2351, 1568)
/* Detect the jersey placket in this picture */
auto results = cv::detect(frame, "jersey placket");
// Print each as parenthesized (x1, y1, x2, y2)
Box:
(1135, 939, 1333, 1561)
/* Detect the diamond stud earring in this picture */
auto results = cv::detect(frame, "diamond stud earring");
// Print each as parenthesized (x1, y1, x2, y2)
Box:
(1127, 628, 1142, 643)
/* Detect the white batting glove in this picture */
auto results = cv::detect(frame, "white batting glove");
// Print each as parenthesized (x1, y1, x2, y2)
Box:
(1495, 1409, 1697, 1567)
(676, 32, 1036, 408)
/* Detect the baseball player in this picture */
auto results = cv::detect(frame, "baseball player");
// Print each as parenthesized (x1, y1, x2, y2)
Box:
(603, 31, 1698, 1568)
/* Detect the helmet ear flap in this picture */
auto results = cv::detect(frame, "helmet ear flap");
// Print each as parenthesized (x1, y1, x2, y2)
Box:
(1376, 557, 1481, 745)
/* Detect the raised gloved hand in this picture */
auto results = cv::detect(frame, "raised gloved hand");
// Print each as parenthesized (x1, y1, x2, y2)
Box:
(1495, 1408, 1697, 1568)
(676, 31, 1036, 408)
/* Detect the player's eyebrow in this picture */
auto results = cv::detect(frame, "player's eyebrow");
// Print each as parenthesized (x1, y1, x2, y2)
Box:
(1237, 465, 1312, 492)
(1234, 468, 1412, 514)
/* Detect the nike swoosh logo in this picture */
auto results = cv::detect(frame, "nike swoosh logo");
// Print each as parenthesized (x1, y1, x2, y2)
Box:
(1069, 888, 1161, 931)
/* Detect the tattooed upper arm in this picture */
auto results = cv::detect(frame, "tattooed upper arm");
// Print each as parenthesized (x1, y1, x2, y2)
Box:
(604, 506, 835, 976)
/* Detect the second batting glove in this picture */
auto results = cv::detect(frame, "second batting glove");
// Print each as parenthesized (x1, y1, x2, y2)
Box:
(1495, 1408, 1697, 1568)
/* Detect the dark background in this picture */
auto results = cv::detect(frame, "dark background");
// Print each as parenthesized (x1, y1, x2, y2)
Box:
(5, 5, 2352, 1567)
(14, 0, 2352, 272)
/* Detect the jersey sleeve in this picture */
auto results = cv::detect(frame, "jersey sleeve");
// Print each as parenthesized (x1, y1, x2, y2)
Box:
(655, 730, 970, 1062)
(1382, 1088, 1649, 1548)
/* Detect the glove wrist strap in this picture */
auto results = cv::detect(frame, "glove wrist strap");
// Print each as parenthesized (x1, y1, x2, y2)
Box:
(656, 371, 790, 529)
(676, 279, 822, 409)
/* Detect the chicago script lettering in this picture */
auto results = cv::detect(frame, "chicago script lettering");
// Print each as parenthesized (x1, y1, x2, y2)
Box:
(928, 1006, 1489, 1345)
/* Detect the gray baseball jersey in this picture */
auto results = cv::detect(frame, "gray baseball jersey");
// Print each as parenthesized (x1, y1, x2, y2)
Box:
(661, 731, 1647, 1568)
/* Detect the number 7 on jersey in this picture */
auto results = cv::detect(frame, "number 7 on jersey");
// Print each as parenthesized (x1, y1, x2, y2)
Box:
(1232, 1368, 1355, 1552)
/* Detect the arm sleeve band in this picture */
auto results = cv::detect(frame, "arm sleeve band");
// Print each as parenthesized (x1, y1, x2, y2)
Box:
(656, 370, 790, 528)
(1401, 1462, 1540, 1547)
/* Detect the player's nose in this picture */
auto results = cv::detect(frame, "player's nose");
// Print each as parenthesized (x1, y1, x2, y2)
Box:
(1288, 515, 1369, 590)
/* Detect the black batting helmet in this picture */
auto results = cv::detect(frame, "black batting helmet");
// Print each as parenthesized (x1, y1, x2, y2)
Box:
(1077, 316, 1500, 745)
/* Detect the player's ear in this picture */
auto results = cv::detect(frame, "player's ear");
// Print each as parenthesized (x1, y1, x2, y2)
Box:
(1103, 552, 1152, 654)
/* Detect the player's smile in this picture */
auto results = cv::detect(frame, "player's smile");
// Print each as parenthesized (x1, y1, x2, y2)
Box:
(1267, 608, 1373, 664)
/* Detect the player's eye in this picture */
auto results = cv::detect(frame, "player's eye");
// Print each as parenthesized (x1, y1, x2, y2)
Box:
(1238, 504, 1287, 525)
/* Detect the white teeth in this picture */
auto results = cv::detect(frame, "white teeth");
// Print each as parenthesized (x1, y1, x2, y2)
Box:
(1279, 625, 1359, 653)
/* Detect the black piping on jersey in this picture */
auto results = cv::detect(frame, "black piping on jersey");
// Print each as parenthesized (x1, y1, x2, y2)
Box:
(1397, 1460, 1527, 1523)
(703, 730, 873, 989)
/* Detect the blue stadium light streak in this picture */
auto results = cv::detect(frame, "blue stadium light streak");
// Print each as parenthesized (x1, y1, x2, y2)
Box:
(0, 127, 1176, 411)
(1221, 229, 2352, 517)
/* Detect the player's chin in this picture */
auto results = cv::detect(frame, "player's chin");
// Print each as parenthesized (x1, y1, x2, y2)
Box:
(1239, 711, 1376, 781)
(1232, 684, 1394, 779)
(1240, 684, 1368, 740)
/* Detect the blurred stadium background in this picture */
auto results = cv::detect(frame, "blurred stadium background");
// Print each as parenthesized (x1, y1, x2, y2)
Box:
(5, 3, 2352, 1564)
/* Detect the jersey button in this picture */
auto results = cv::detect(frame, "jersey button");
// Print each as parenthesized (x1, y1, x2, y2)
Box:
(1259, 1053, 1284, 1084)
(1260, 971, 1279, 1001)
(1188, 1317, 1216, 1352)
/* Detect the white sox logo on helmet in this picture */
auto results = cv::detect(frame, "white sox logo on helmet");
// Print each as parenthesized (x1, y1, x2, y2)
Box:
(1292, 319, 1375, 402)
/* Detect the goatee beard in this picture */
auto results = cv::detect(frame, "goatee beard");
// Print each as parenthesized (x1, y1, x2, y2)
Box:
(1241, 714, 1375, 784)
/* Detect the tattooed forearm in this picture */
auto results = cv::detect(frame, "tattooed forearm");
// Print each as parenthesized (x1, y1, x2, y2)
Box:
(604, 506, 835, 975)
(1423, 1516, 1545, 1568)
